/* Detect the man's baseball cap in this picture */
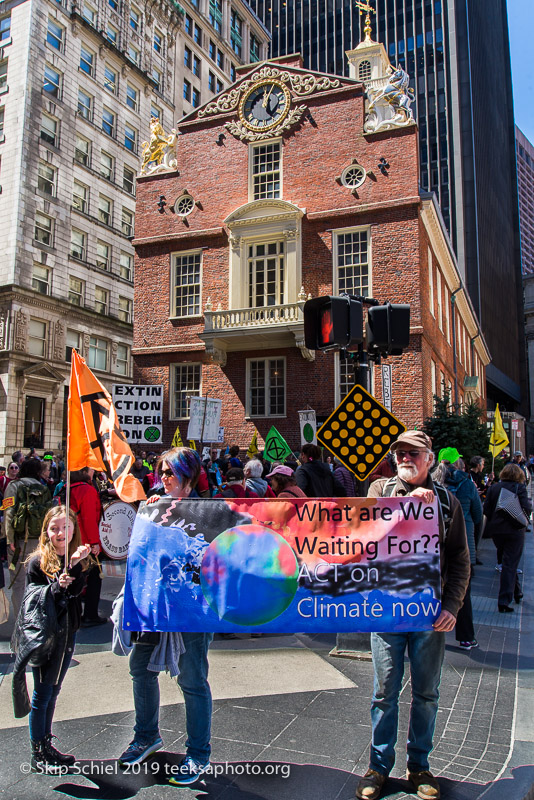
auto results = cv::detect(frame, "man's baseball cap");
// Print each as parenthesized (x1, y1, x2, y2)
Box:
(390, 431, 432, 452)
(514, 451, 523, 457)
(438, 447, 463, 463)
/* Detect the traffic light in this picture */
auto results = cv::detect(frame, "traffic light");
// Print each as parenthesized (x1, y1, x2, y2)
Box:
(366, 303, 411, 355)
(304, 296, 363, 351)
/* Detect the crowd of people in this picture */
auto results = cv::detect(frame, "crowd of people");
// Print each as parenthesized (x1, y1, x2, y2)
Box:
(1, 436, 532, 800)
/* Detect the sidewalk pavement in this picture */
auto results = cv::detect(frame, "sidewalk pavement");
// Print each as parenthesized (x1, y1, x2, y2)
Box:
(1, 534, 533, 800)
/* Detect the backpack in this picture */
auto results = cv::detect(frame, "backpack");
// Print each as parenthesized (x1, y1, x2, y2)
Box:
(12, 482, 53, 539)
(382, 477, 452, 540)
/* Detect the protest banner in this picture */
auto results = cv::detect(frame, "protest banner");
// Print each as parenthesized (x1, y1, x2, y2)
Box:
(187, 396, 222, 442)
(298, 410, 317, 446)
(124, 497, 441, 634)
(111, 384, 163, 444)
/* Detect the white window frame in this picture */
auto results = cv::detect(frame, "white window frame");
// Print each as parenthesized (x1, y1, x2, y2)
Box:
(75, 134, 91, 166)
(35, 212, 54, 246)
(249, 139, 282, 202)
(44, 63, 61, 97)
(38, 161, 57, 196)
(32, 263, 51, 295)
(332, 225, 372, 297)
(68, 276, 85, 306)
(98, 193, 113, 226)
(88, 335, 108, 371)
(47, 18, 64, 52)
(126, 83, 139, 111)
(40, 113, 58, 147)
(66, 328, 80, 362)
(79, 43, 95, 76)
(95, 286, 109, 315)
(123, 165, 135, 195)
(73, 179, 89, 213)
(120, 251, 133, 280)
(121, 207, 134, 236)
(171, 250, 202, 318)
(436, 268, 443, 331)
(96, 240, 111, 270)
(104, 64, 117, 94)
(116, 343, 130, 376)
(246, 356, 286, 418)
(170, 362, 202, 420)
(70, 228, 87, 261)
(28, 319, 48, 357)
(118, 295, 132, 322)
(100, 150, 114, 181)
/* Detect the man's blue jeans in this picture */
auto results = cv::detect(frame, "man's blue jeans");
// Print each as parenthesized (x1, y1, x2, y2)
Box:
(129, 633, 213, 763)
(369, 630, 445, 776)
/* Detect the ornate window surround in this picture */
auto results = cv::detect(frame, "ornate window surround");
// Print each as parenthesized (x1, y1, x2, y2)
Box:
(224, 198, 304, 310)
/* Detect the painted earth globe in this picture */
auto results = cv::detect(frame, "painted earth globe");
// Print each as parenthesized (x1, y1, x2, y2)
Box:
(200, 524, 299, 626)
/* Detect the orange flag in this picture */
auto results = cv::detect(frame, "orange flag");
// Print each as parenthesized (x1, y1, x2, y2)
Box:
(67, 350, 146, 503)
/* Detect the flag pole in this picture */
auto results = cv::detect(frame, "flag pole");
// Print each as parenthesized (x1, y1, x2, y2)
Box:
(64, 350, 74, 574)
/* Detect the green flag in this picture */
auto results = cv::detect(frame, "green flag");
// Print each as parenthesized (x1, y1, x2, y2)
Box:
(264, 426, 292, 462)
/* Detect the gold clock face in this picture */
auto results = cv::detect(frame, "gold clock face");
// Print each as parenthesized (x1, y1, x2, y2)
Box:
(239, 80, 291, 132)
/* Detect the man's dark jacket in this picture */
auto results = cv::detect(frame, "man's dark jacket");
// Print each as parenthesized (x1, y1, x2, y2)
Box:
(295, 461, 347, 498)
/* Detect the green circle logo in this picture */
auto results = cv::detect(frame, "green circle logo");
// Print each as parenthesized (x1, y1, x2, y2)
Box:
(303, 423, 315, 443)
(144, 426, 161, 442)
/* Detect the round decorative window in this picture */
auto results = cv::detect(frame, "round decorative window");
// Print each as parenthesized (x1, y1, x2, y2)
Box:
(174, 193, 195, 216)
(341, 164, 366, 189)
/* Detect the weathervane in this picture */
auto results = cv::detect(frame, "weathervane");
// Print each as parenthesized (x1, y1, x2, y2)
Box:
(355, 0, 376, 42)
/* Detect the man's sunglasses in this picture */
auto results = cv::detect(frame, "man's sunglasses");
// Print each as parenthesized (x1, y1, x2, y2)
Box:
(160, 469, 174, 478)
(396, 450, 425, 459)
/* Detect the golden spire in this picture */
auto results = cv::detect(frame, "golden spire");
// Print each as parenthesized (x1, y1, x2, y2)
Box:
(355, 0, 376, 42)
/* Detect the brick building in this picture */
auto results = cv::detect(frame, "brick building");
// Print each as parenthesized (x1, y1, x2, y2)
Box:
(132, 44, 490, 454)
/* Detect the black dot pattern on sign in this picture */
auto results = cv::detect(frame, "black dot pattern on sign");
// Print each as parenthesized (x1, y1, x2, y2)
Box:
(316, 384, 406, 481)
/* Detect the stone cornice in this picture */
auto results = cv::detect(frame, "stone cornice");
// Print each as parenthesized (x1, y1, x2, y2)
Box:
(307, 195, 420, 220)
(132, 227, 225, 247)
(133, 343, 206, 354)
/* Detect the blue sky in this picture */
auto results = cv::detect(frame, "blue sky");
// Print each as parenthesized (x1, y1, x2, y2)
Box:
(507, 0, 534, 142)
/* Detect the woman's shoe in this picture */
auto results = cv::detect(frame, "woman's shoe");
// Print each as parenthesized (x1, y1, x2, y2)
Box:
(498, 605, 514, 613)
(514, 592, 524, 604)
(43, 734, 75, 766)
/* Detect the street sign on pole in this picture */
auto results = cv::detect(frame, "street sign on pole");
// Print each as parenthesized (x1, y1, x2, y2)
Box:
(317, 384, 406, 481)
(381, 364, 392, 412)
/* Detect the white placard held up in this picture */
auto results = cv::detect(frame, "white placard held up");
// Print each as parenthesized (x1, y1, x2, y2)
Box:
(187, 397, 222, 442)
(217, 426, 225, 443)
(112, 384, 163, 444)
(381, 364, 392, 412)
(298, 410, 317, 446)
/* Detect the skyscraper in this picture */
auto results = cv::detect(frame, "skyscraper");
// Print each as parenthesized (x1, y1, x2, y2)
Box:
(249, 0, 524, 411)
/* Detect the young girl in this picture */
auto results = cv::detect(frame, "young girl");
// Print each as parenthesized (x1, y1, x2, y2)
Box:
(25, 506, 92, 772)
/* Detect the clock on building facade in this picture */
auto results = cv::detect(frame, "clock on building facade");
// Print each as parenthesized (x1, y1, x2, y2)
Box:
(239, 80, 291, 132)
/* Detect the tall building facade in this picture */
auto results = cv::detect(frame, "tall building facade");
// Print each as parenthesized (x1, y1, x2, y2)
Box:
(248, 0, 524, 413)
(0, 0, 269, 458)
(517, 127, 534, 276)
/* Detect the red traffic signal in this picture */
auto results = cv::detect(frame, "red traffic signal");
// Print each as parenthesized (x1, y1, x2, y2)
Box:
(304, 296, 363, 351)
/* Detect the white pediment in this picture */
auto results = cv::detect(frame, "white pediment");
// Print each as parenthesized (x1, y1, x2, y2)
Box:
(225, 199, 304, 229)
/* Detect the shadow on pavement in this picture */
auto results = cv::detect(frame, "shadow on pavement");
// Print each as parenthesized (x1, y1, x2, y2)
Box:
(50, 756, 534, 800)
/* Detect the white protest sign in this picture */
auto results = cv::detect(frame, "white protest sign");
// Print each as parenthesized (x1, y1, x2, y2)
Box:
(112, 385, 163, 444)
(381, 364, 392, 412)
(298, 409, 317, 446)
(217, 426, 224, 443)
(187, 397, 222, 442)
(202, 446, 211, 460)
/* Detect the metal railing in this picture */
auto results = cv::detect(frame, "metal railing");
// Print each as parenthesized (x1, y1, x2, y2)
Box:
(204, 302, 304, 331)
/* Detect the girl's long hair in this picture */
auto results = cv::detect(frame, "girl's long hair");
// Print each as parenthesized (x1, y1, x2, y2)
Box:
(26, 505, 93, 577)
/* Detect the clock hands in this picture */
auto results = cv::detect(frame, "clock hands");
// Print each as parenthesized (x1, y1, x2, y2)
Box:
(262, 83, 275, 109)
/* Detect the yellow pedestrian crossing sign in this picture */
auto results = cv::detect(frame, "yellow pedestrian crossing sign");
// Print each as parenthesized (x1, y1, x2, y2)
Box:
(317, 384, 406, 481)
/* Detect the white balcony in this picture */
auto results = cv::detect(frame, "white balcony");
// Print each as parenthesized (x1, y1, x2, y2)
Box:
(200, 297, 314, 366)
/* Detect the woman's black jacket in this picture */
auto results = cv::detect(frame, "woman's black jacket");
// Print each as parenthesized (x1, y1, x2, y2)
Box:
(483, 480, 532, 537)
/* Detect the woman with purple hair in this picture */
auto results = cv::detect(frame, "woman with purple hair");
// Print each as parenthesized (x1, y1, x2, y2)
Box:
(118, 447, 214, 788)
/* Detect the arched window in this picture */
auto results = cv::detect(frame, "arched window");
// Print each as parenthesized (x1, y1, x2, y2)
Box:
(359, 60, 371, 80)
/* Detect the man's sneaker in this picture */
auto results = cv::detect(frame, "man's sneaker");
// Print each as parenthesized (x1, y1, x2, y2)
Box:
(168, 755, 209, 786)
(355, 769, 387, 800)
(458, 640, 478, 650)
(118, 737, 163, 766)
(407, 770, 440, 800)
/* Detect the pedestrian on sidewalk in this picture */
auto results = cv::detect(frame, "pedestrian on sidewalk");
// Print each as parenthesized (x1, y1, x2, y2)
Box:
(433, 451, 482, 651)
(483, 463, 531, 612)
(11, 506, 92, 773)
(295, 444, 347, 498)
(356, 431, 470, 800)
(118, 447, 214, 788)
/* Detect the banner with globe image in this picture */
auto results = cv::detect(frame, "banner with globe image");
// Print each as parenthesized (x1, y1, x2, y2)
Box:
(123, 497, 442, 633)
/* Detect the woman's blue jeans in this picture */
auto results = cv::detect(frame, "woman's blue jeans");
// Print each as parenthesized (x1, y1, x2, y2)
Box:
(369, 630, 445, 776)
(29, 641, 74, 742)
(129, 633, 213, 763)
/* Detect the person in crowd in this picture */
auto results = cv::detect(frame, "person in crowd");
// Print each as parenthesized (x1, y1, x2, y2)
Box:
(12, 450, 24, 467)
(119, 447, 214, 787)
(468, 456, 485, 494)
(215, 468, 259, 499)
(16, 506, 92, 772)
(483, 463, 532, 613)
(39, 459, 54, 491)
(357, 431, 469, 800)
(43, 452, 60, 484)
(295, 444, 347, 498)
(325, 455, 334, 472)
(130, 457, 151, 494)
(433, 450, 483, 651)
(4, 458, 52, 619)
(228, 446, 243, 469)
(69, 467, 106, 626)
(368, 453, 396, 484)
(267, 465, 307, 498)
(244, 459, 276, 498)
(333, 459, 357, 497)
(7, 461, 20, 481)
